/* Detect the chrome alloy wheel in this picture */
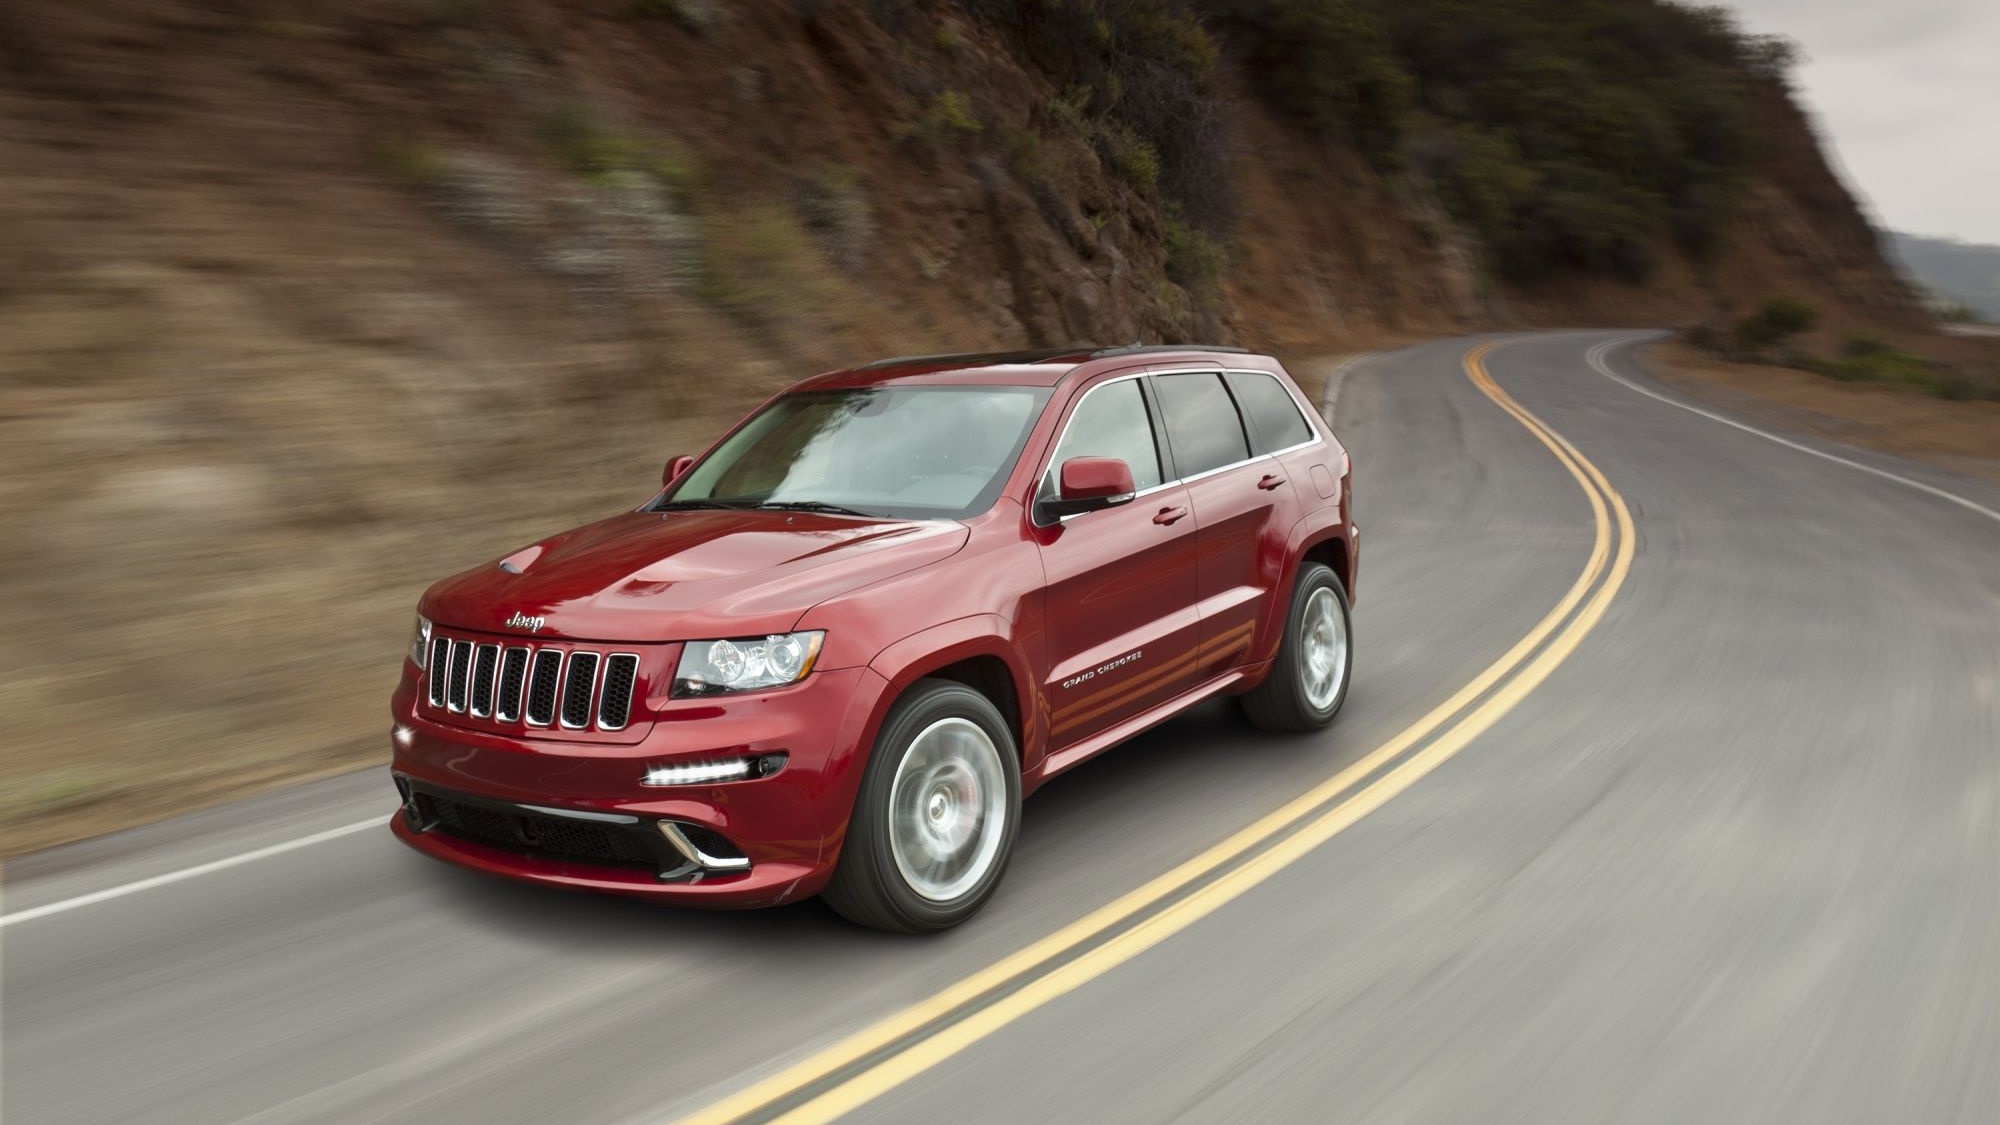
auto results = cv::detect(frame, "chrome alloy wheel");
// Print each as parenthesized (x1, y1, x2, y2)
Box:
(1299, 586, 1349, 711)
(888, 717, 1008, 902)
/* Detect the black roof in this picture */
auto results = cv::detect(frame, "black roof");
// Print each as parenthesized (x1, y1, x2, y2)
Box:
(861, 343, 1249, 369)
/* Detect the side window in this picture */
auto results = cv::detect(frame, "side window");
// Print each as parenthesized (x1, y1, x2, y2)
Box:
(1153, 372, 1250, 477)
(1044, 379, 1163, 496)
(1227, 371, 1314, 453)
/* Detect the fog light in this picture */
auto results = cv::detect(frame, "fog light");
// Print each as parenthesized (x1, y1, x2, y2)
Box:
(641, 753, 786, 787)
(393, 724, 415, 748)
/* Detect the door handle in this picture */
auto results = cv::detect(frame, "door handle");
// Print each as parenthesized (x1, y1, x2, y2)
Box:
(1153, 506, 1189, 525)
(1257, 473, 1286, 491)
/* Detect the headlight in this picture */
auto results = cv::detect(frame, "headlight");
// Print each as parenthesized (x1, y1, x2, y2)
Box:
(409, 614, 433, 670)
(672, 631, 824, 697)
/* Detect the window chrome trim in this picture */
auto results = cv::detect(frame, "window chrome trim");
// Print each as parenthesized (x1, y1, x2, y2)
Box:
(1221, 367, 1322, 454)
(1031, 368, 1326, 526)
(1032, 372, 1162, 527)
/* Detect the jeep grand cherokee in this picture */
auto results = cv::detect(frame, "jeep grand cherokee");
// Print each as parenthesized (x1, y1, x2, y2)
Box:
(389, 345, 1357, 932)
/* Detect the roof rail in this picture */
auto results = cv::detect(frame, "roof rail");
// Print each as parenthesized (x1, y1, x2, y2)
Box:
(1088, 343, 1251, 358)
(857, 343, 1253, 370)
(860, 347, 1091, 369)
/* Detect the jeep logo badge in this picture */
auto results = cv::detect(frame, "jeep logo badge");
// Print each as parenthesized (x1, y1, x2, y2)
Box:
(505, 611, 547, 632)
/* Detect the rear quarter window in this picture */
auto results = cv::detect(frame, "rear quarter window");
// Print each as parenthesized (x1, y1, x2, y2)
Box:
(1226, 371, 1315, 453)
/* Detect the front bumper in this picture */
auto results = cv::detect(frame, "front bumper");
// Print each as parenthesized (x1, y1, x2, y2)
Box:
(388, 662, 891, 908)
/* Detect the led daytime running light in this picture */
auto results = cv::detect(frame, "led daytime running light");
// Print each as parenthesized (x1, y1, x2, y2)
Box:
(643, 759, 755, 786)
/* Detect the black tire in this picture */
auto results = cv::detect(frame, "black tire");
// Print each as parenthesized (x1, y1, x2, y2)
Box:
(822, 679, 1021, 933)
(1240, 562, 1351, 732)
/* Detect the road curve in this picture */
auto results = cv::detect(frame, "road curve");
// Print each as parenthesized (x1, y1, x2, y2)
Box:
(6, 332, 1998, 1124)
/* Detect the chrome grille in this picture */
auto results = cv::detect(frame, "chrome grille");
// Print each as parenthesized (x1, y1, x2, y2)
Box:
(427, 637, 451, 707)
(468, 645, 500, 717)
(446, 640, 473, 711)
(560, 652, 600, 729)
(495, 647, 529, 723)
(423, 633, 641, 733)
(525, 650, 563, 726)
(598, 654, 639, 731)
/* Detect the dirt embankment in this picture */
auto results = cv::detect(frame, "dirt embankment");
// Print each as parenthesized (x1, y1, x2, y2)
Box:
(1644, 342, 2000, 483)
(0, 0, 1936, 854)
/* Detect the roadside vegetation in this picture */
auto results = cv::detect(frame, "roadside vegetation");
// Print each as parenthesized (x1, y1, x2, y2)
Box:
(1686, 297, 2000, 401)
(967, 0, 1794, 289)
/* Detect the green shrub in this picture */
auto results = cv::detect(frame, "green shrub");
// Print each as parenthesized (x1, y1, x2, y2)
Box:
(696, 205, 835, 323)
(1199, 0, 1785, 283)
(1681, 324, 1724, 353)
(999, 125, 1046, 183)
(1771, 334, 1999, 401)
(1164, 210, 1227, 298)
(1249, 0, 1412, 165)
(965, 0, 1235, 234)
(1099, 122, 1160, 195)
(1046, 86, 1095, 138)
(1733, 296, 1819, 350)
(920, 91, 983, 141)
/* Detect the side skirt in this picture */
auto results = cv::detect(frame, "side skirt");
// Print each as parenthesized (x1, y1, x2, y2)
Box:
(1031, 666, 1258, 786)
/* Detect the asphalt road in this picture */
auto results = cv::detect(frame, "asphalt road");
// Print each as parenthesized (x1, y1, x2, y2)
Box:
(7, 331, 1998, 1124)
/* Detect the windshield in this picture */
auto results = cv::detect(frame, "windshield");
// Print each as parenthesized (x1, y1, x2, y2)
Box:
(662, 385, 1052, 519)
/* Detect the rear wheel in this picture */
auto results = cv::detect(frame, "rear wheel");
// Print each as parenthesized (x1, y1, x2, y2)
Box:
(1240, 562, 1351, 732)
(823, 679, 1020, 933)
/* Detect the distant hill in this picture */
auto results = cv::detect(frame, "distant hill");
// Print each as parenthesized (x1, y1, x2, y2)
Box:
(1889, 233, 2000, 321)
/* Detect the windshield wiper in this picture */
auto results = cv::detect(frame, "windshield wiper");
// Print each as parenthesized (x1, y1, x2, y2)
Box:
(754, 500, 883, 518)
(653, 499, 755, 512)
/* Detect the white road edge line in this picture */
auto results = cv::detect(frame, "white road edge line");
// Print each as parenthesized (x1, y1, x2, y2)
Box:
(1587, 337, 2000, 525)
(0, 816, 386, 928)
(1319, 352, 1369, 425)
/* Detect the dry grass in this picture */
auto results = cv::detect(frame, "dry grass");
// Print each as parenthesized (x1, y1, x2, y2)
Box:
(1643, 341, 2000, 482)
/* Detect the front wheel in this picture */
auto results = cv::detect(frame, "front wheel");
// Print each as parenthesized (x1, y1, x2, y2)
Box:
(823, 679, 1021, 933)
(1240, 562, 1352, 732)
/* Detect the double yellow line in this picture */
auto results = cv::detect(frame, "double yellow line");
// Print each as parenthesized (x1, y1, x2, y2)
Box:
(670, 340, 1636, 1125)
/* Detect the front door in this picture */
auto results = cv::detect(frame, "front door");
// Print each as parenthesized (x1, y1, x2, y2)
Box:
(1033, 376, 1201, 750)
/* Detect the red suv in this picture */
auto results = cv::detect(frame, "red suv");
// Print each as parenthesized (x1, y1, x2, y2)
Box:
(389, 345, 1356, 931)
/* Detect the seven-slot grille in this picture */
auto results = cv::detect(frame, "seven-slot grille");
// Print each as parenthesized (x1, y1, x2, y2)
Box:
(426, 634, 640, 733)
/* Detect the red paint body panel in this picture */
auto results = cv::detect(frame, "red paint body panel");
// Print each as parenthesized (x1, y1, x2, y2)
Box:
(389, 348, 1354, 906)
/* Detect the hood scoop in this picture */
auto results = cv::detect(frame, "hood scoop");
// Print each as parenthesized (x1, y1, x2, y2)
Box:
(497, 544, 545, 574)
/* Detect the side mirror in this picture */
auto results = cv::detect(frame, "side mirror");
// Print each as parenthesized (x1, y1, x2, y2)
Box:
(663, 454, 696, 489)
(1042, 456, 1137, 519)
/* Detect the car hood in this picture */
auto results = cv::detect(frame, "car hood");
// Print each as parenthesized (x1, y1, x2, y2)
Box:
(421, 509, 969, 642)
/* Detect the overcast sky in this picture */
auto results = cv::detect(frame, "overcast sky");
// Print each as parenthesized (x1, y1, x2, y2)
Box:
(1724, 0, 2000, 245)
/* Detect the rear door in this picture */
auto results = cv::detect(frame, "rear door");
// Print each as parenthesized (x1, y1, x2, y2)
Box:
(1149, 370, 1298, 681)
(1032, 375, 1201, 749)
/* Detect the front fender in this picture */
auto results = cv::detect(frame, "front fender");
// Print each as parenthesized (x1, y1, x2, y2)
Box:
(864, 614, 1045, 772)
